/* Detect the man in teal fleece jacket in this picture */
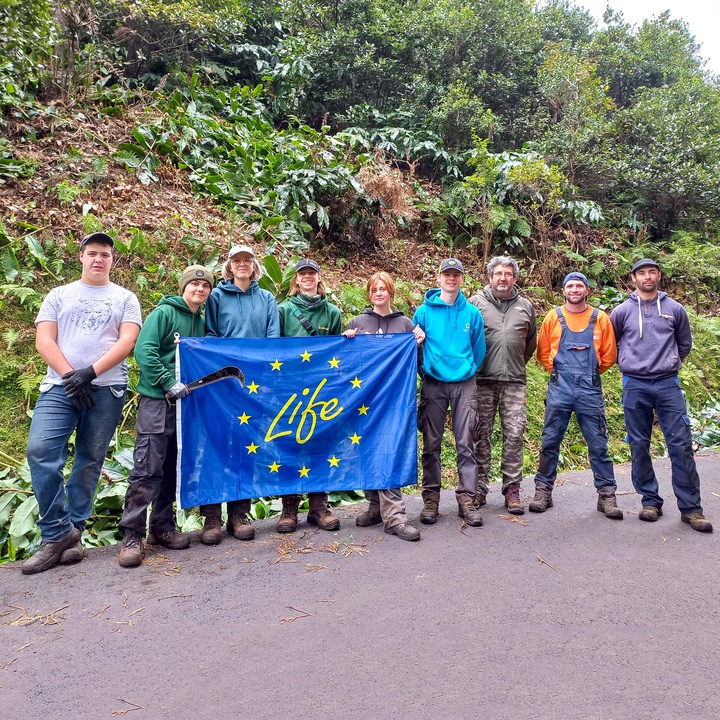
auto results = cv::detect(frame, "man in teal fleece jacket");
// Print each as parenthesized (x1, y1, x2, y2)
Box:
(412, 258, 486, 527)
(117, 265, 214, 568)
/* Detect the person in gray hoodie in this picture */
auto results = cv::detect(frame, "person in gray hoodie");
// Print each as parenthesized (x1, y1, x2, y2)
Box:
(469, 256, 536, 515)
(344, 271, 425, 541)
(610, 258, 712, 533)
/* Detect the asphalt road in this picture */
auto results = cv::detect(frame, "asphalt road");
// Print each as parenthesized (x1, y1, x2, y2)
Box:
(2, 455, 719, 720)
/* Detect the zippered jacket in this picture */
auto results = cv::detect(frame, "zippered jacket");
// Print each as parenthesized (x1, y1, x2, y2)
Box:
(469, 285, 537, 382)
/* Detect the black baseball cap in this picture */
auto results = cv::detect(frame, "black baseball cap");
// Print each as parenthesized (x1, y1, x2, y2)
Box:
(296, 258, 320, 273)
(80, 232, 114, 249)
(439, 258, 464, 274)
(631, 258, 660, 274)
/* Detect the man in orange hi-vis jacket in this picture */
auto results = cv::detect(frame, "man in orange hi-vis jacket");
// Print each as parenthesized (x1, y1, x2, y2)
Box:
(529, 271, 622, 520)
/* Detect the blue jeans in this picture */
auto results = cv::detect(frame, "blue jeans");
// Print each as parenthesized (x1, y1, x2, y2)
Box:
(535, 374, 615, 491)
(622, 375, 702, 514)
(26, 384, 126, 542)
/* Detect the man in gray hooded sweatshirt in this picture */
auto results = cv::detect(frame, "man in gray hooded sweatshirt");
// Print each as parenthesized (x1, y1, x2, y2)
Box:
(610, 258, 712, 533)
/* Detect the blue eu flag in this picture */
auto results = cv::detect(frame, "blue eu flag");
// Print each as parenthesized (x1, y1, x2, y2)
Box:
(177, 334, 418, 508)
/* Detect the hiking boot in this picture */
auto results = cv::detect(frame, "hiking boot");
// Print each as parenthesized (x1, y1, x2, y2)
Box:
(118, 531, 145, 568)
(474, 491, 487, 508)
(307, 508, 340, 531)
(638, 506, 662, 522)
(356, 508, 383, 527)
(529, 483, 553, 513)
(59, 537, 85, 564)
(504, 485, 525, 515)
(22, 527, 81, 575)
(152, 529, 191, 549)
(201, 515, 223, 545)
(385, 523, 421, 542)
(227, 514, 255, 540)
(458, 502, 483, 527)
(277, 497, 300, 533)
(681, 512, 713, 533)
(420, 500, 439, 525)
(597, 491, 624, 520)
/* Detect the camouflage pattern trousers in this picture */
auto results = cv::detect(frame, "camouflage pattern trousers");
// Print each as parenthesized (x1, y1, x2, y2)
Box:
(474, 380, 527, 495)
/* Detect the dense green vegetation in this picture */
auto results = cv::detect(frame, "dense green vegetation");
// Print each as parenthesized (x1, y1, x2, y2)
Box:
(2, 0, 720, 561)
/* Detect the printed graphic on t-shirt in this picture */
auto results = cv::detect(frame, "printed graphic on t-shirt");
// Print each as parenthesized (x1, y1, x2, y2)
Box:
(73, 298, 115, 334)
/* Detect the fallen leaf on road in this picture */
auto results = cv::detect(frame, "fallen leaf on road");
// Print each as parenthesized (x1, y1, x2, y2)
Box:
(498, 514, 528, 525)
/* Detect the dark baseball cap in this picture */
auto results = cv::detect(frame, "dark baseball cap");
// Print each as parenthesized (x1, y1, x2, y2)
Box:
(631, 258, 660, 274)
(295, 258, 320, 273)
(80, 232, 114, 249)
(439, 258, 464, 274)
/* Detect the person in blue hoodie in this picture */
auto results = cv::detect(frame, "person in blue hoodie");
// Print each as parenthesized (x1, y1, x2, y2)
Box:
(412, 258, 486, 527)
(610, 258, 712, 533)
(200, 244, 280, 545)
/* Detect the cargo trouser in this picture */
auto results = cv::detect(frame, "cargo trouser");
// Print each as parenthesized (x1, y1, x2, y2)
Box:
(119, 396, 179, 537)
(474, 379, 527, 495)
(419, 375, 478, 505)
(364, 488, 408, 529)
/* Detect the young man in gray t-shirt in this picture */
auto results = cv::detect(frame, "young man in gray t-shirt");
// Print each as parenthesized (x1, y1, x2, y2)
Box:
(22, 232, 142, 575)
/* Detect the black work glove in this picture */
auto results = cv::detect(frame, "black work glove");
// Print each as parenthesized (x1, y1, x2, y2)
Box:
(62, 366, 97, 396)
(70, 384, 98, 411)
(164, 382, 190, 402)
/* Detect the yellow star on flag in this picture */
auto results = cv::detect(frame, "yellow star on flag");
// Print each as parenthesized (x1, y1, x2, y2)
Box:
(238, 412, 251, 425)
(328, 356, 340, 368)
(328, 455, 340, 468)
(349, 433, 362, 445)
(268, 461, 281, 473)
(300, 350, 312, 362)
(299, 465, 310, 477)
(270, 359, 283, 371)
(248, 381, 260, 394)
(358, 404, 369, 415)
(350, 376, 362, 388)
(246, 442, 259, 454)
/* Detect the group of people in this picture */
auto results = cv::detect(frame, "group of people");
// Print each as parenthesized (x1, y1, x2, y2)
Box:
(19, 232, 713, 575)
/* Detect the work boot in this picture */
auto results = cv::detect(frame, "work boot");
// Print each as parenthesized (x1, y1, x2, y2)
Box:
(356, 508, 383, 527)
(504, 484, 525, 515)
(201, 515, 223, 545)
(307, 508, 340, 531)
(458, 502, 483, 527)
(529, 483, 553, 513)
(118, 531, 145, 568)
(59, 537, 85, 564)
(227, 514, 255, 540)
(152, 529, 191, 549)
(638, 506, 662, 522)
(681, 512, 713, 533)
(597, 490, 624, 520)
(385, 523, 421, 542)
(22, 527, 81, 575)
(474, 491, 487, 508)
(419, 500, 439, 525)
(277, 496, 300, 533)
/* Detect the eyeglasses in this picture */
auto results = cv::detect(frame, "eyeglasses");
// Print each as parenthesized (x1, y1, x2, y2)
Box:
(492, 271, 514, 278)
(231, 259, 253, 266)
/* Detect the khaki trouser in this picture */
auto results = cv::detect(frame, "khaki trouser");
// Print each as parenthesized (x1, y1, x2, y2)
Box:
(364, 488, 408, 529)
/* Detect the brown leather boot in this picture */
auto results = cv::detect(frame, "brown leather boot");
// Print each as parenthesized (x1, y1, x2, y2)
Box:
(597, 490, 624, 520)
(277, 496, 300, 533)
(529, 483, 553, 513)
(504, 484, 525, 515)
(201, 515, 223, 545)
(227, 513, 255, 540)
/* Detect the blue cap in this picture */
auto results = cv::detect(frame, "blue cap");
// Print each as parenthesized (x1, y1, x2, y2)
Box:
(562, 272, 589, 287)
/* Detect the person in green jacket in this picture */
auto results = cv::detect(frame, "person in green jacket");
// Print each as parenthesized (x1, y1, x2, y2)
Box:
(117, 265, 213, 568)
(276, 258, 342, 533)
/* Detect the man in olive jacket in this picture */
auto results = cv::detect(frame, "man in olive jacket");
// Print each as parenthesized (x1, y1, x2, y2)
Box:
(469, 256, 537, 514)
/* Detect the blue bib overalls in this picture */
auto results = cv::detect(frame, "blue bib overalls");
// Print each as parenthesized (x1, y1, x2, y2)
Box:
(534, 308, 616, 490)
